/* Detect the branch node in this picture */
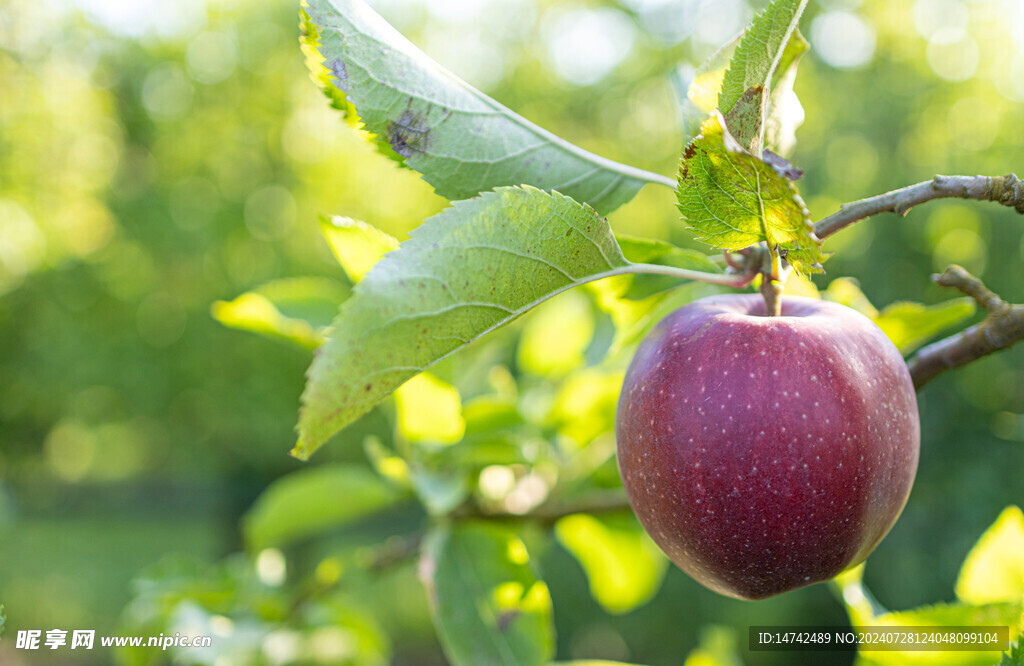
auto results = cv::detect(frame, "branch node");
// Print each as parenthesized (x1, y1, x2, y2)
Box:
(934, 264, 1007, 313)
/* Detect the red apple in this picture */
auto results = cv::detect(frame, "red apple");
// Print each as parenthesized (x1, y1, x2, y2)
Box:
(616, 294, 920, 600)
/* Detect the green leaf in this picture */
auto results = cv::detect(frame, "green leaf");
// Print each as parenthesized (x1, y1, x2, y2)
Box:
(294, 186, 628, 460)
(762, 29, 809, 157)
(681, 34, 742, 140)
(873, 298, 976, 355)
(211, 277, 351, 350)
(422, 522, 554, 666)
(855, 601, 1024, 666)
(394, 372, 466, 445)
(956, 506, 1024, 605)
(718, 0, 809, 153)
(676, 111, 824, 274)
(623, 250, 721, 301)
(614, 234, 721, 300)
(517, 290, 594, 377)
(822, 277, 879, 318)
(243, 464, 407, 550)
(300, 0, 672, 215)
(320, 216, 400, 284)
(1000, 633, 1024, 666)
(555, 513, 668, 614)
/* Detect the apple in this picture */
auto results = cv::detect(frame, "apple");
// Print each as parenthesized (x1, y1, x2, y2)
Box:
(616, 294, 920, 600)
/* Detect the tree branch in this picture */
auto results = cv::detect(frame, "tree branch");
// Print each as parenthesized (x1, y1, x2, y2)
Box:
(814, 174, 1024, 239)
(453, 489, 632, 525)
(908, 265, 1024, 389)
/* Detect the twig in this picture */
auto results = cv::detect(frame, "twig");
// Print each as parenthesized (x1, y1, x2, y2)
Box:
(814, 174, 1024, 239)
(453, 489, 632, 525)
(907, 265, 1024, 389)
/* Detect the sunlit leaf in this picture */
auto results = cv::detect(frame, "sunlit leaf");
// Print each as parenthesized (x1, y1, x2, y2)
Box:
(676, 111, 824, 274)
(243, 464, 407, 550)
(855, 601, 1024, 666)
(550, 368, 624, 447)
(718, 0, 809, 153)
(615, 234, 721, 301)
(363, 435, 411, 486)
(320, 216, 399, 283)
(873, 298, 976, 355)
(762, 29, 809, 158)
(294, 186, 628, 460)
(211, 277, 350, 350)
(822, 277, 879, 318)
(421, 522, 554, 666)
(517, 290, 594, 377)
(683, 625, 743, 666)
(1000, 634, 1024, 666)
(682, 34, 742, 139)
(394, 373, 465, 444)
(555, 513, 668, 614)
(300, 0, 672, 215)
(956, 506, 1024, 605)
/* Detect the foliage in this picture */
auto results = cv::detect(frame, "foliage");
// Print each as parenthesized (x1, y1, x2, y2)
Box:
(2, 0, 1023, 663)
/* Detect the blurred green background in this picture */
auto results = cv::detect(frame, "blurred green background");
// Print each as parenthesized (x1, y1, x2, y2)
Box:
(1, 0, 1022, 663)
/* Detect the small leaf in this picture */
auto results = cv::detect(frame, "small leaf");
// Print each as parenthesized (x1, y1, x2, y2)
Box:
(211, 277, 351, 350)
(718, 0, 809, 152)
(301, 0, 672, 214)
(762, 30, 809, 157)
(243, 464, 408, 550)
(822, 277, 879, 318)
(394, 373, 465, 444)
(555, 513, 668, 614)
(621, 249, 721, 301)
(421, 522, 554, 666)
(683, 625, 743, 666)
(856, 601, 1024, 666)
(1000, 634, 1024, 666)
(294, 186, 628, 460)
(320, 216, 400, 284)
(615, 234, 680, 264)
(956, 506, 1024, 605)
(614, 233, 722, 301)
(681, 34, 742, 140)
(677, 111, 824, 275)
(873, 298, 976, 354)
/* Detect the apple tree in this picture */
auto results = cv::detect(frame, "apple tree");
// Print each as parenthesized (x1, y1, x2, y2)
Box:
(121, 0, 1024, 664)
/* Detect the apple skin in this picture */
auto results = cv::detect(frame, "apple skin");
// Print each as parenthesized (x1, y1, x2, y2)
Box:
(616, 294, 920, 600)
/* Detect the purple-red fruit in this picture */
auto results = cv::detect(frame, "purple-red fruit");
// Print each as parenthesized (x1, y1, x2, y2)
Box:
(616, 294, 920, 600)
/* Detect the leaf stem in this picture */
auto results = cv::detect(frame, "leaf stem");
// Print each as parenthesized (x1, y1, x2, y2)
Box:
(621, 261, 758, 288)
(907, 265, 1024, 389)
(814, 174, 1024, 239)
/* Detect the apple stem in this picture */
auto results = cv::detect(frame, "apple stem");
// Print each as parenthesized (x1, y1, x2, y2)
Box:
(760, 276, 784, 317)
(813, 174, 1024, 239)
(757, 243, 788, 316)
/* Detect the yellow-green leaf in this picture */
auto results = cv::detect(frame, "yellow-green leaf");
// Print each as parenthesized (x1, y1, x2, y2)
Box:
(555, 513, 668, 615)
(422, 523, 554, 666)
(873, 298, 976, 355)
(394, 373, 465, 445)
(676, 111, 824, 275)
(243, 464, 408, 550)
(320, 216, 399, 284)
(211, 277, 350, 350)
(956, 506, 1024, 605)
(517, 290, 594, 377)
